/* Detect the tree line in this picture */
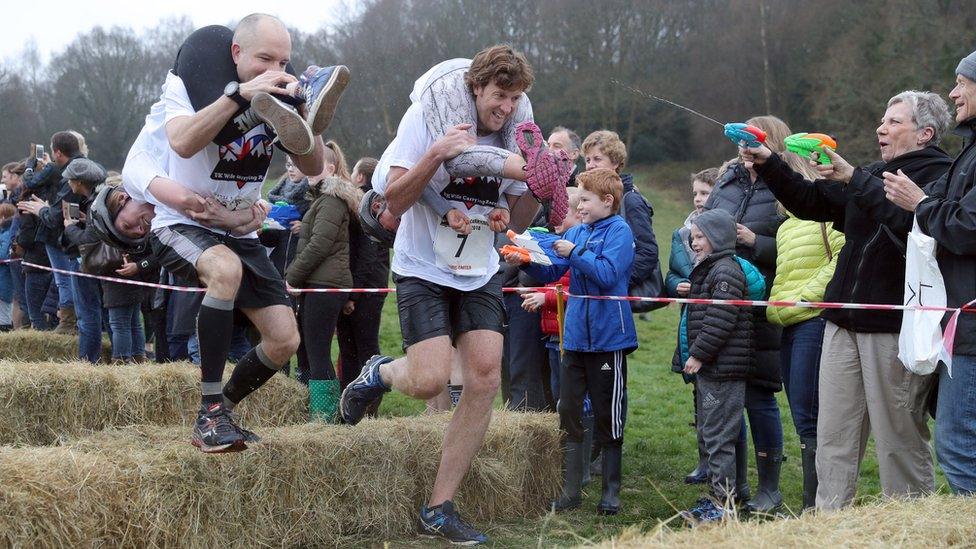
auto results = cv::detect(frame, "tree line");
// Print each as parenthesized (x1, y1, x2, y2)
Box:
(2, 0, 974, 178)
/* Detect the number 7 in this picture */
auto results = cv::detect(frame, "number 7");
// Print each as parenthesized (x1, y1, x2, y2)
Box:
(455, 233, 469, 258)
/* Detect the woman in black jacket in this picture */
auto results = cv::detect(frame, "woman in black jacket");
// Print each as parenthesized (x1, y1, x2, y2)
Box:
(15, 188, 54, 330)
(741, 91, 953, 509)
(704, 115, 790, 512)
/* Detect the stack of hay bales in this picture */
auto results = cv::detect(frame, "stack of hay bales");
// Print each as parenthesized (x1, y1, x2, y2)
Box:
(584, 496, 976, 547)
(0, 360, 562, 546)
(0, 331, 112, 362)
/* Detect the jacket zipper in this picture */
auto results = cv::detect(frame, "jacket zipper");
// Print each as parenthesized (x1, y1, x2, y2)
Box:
(849, 226, 883, 329)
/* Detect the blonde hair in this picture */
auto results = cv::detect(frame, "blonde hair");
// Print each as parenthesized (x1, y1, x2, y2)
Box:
(323, 140, 351, 181)
(69, 131, 89, 157)
(581, 130, 627, 172)
(577, 168, 623, 214)
(566, 186, 582, 211)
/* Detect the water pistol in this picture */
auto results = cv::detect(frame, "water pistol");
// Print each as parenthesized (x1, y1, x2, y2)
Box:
(723, 123, 767, 148)
(267, 201, 301, 228)
(500, 244, 532, 265)
(785, 133, 838, 165)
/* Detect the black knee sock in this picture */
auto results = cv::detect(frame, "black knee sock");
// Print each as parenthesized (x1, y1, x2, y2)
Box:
(223, 344, 282, 409)
(198, 295, 234, 406)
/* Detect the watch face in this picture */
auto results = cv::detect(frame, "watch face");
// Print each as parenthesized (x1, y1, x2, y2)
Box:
(224, 81, 239, 96)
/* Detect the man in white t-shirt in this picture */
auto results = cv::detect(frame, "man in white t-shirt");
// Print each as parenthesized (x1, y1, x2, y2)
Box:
(339, 45, 570, 546)
(115, 14, 348, 454)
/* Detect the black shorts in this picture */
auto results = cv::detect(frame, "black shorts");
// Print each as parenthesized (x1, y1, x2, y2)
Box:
(150, 224, 290, 310)
(394, 271, 506, 349)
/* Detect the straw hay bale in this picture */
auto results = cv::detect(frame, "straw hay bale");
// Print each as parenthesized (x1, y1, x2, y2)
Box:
(0, 330, 112, 361)
(0, 361, 307, 445)
(584, 496, 976, 548)
(0, 412, 561, 547)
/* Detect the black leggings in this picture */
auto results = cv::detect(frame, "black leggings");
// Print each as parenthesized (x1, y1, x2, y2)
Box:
(298, 287, 346, 381)
(336, 295, 386, 389)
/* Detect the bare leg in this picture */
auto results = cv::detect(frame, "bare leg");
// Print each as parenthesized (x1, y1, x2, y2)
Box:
(380, 335, 453, 400)
(429, 330, 503, 506)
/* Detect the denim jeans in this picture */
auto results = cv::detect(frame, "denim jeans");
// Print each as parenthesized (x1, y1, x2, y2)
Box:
(503, 293, 549, 411)
(745, 384, 783, 450)
(780, 317, 825, 439)
(69, 267, 102, 362)
(108, 304, 146, 360)
(8, 259, 28, 316)
(23, 271, 52, 330)
(45, 244, 75, 308)
(188, 326, 251, 365)
(936, 355, 976, 495)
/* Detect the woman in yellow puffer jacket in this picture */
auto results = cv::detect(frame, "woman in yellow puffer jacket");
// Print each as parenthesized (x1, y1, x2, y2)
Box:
(767, 210, 844, 510)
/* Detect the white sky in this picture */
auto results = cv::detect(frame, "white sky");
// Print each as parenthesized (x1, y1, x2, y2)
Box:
(3, 0, 347, 62)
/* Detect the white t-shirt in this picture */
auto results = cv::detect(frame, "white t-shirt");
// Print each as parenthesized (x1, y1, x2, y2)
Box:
(375, 102, 527, 291)
(122, 72, 274, 238)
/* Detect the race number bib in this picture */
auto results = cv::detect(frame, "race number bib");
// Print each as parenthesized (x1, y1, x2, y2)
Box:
(434, 214, 492, 277)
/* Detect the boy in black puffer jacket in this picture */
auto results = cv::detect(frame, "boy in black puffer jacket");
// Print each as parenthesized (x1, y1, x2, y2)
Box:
(674, 208, 754, 524)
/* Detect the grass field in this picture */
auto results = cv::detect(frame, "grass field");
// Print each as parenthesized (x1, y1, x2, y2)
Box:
(273, 164, 949, 546)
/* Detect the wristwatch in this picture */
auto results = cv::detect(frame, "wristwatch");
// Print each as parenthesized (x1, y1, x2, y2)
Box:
(224, 81, 249, 109)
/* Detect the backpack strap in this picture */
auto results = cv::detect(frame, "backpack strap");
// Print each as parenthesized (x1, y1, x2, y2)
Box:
(819, 223, 833, 262)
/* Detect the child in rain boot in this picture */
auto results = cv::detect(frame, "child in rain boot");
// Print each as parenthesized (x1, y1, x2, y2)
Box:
(507, 169, 637, 516)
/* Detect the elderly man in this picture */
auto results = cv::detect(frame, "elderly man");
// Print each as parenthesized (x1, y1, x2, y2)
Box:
(739, 90, 953, 509)
(872, 51, 976, 496)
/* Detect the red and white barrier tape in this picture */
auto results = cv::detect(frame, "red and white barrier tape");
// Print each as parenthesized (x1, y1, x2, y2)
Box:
(3, 257, 975, 315)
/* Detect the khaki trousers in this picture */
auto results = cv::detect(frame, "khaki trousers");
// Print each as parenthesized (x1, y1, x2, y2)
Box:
(816, 321, 935, 509)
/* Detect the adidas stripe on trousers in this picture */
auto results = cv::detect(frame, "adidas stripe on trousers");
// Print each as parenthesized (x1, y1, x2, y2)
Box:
(558, 350, 627, 447)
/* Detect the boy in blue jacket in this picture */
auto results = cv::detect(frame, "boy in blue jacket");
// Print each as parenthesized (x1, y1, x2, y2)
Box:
(505, 168, 637, 515)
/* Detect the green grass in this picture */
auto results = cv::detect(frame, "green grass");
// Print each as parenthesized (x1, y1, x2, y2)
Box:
(282, 163, 947, 546)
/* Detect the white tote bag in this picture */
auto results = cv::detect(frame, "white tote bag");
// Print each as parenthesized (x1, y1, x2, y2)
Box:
(898, 217, 952, 375)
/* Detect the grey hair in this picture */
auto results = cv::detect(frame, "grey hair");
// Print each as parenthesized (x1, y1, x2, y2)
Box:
(887, 90, 953, 146)
(551, 126, 582, 152)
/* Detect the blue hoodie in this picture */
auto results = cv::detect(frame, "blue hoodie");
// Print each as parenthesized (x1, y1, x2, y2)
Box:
(523, 214, 638, 353)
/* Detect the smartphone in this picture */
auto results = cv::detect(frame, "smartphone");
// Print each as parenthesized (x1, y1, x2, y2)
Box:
(35, 144, 44, 159)
(67, 203, 80, 220)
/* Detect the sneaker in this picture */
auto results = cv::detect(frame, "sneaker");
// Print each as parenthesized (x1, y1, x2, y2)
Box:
(417, 501, 488, 546)
(339, 355, 392, 425)
(227, 409, 262, 444)
(297, 65, 350, 135)
(679, 497, 726, 525)
(191, 403, 247, 453)
(251, 91, 314, 156)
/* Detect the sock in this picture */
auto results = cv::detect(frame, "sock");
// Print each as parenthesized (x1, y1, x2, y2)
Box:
(223, 344, 282, 408)
(198, 295, 234, 406)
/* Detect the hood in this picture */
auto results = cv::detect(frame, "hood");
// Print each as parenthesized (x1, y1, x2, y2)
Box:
(694, 208, 736, 254)
(621, 173, 634, 192)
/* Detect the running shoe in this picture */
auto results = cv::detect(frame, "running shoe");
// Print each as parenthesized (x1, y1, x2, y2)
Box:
(339, 354, 392, 425)
(251, 91, 314, 156)
(227, 409, 262, 444)
(191, 403, 247, 453)
(417, 500, 488, 545)
(297, 65, 350, 135)
(679, 497, 727, 525)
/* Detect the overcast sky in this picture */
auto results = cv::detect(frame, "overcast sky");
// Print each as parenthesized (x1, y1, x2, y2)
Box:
(3, 0, 347, 62)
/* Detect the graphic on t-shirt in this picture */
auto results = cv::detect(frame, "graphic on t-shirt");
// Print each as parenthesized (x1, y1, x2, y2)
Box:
(440, 176, 501, 210)
(211, 123, 275, 187)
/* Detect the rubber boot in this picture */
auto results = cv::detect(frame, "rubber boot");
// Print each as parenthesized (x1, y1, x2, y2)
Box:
(309, 379, 340, 423)
(552, 442, 584, 511)
(744, 447, 784, 514)
(734, 427, 751, 504)
(800, 437, 818, 511)
(581, 415, 594, 487)
(590, 443, 602, 478)
(53, 306, 77, 335)
(596, 445, 622, 515)
(685, 429, 710, 484)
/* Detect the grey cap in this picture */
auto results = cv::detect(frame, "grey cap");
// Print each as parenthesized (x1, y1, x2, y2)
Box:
(62, 158, 106, 184)
(693, 209, 737, 254)
(957, 50, 976, 83)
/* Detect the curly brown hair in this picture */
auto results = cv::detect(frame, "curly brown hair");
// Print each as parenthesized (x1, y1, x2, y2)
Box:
(464, 44, 534, 92)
